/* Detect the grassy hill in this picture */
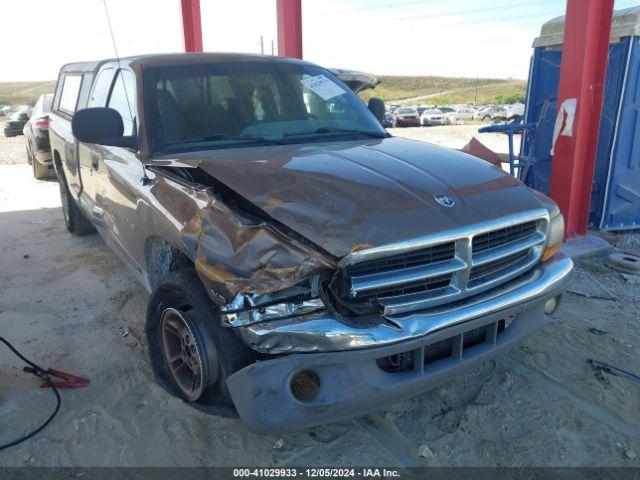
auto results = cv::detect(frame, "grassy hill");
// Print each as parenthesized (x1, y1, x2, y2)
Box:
(359, 75, 526, 105)
(0, 81, 56, 106)
(0, 75, 527, 108)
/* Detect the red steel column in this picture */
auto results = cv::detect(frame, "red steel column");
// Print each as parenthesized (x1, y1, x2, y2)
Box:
(550, 0, 614, 237)
(181, 0, 203, 52)
(276, 0, 303, 58)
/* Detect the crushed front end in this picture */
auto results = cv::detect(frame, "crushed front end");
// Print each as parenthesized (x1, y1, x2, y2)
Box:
(219, 209, 573, 434)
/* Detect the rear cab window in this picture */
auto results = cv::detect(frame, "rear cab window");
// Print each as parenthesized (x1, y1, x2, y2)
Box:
(57, 75, 83, 115)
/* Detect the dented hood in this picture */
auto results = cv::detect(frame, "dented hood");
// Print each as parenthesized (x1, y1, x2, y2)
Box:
(161, 137, 546, 259)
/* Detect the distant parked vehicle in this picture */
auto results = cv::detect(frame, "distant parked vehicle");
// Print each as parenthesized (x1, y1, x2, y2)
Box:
(456, 107, 476, 120)
(3, 108, 31, 137)
(480, 106, 507, 122)
(473, 105, 493, 121)
(438, 106, 458, 125)
(329, 68, 379, 94)
(24, 93, 54, 179)
(16, 105, 33, 114)
(420, 108, 445, 126)
(382, 112, 394, 128)
(505, 103, 525, 123)
(393, 106, 420, 127)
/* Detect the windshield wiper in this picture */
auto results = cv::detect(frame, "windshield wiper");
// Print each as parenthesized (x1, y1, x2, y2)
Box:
(161, 134, 285, 148)
(283, 127, 388, 138)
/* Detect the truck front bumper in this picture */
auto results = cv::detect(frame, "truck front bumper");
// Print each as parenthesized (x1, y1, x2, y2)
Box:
(227, 254, 573, 434)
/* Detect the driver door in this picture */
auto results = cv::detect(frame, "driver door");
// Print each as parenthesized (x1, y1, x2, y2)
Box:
(78, 66, 116, 218)
(95, 69, 145, 275)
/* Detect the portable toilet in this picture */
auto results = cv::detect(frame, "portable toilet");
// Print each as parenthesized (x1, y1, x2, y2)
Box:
(523, 7, 640, 231)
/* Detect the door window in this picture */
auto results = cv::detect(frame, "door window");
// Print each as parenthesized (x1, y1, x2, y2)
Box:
(89, 68, 115, 107)
(108, 70, 136, 136)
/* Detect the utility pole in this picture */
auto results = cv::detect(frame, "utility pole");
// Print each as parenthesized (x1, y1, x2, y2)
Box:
(474, 77, 478, 105)
(259, 35, 264, 54)
(271, 39, 275, 55)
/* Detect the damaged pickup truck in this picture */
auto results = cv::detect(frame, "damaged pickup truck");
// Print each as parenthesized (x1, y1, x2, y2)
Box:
(49, 53, 573, 434)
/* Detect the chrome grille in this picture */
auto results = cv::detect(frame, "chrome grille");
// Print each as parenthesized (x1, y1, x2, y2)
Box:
(337, 213, 548, 316)
(469, 249, 530, 284)
(473, 221, 538, 254)
(347, 242, 455, 276)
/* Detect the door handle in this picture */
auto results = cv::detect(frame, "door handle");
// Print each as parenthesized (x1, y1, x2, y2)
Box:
(91, 205, 105, 218)
(91, 152, 100, 170)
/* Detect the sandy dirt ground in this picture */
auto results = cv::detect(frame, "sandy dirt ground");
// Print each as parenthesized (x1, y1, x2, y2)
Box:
(0, 121, 638, 467)
(388, 123, 521, 154)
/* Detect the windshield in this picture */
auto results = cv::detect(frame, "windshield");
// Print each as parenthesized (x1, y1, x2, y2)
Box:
(396, 107, 416, 115)
(145, 61, 387, 153)
(424, 109, 442, 115)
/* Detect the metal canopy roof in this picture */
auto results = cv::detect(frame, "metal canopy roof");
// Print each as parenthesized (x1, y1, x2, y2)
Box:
(533, 6, 640, 47)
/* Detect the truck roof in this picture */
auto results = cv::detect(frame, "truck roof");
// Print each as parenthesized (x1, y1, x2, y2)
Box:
(59, 53, 312, 74)
(59, 60, 112, 74)
(127, 52, 313, 68)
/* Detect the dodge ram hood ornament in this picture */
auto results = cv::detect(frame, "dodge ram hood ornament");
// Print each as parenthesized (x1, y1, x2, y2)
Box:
(433, 193, 455, 208)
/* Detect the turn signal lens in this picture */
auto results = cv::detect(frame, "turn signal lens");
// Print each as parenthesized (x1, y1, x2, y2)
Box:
(542, 213, 564, 262)
(542, 242, 561, 262)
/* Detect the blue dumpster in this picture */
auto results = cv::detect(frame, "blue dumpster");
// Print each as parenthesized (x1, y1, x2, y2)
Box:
(523, 7, 640, 231)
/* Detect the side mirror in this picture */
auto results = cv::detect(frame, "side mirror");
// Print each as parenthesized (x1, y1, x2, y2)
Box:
(72, 107, 138, 149)
(368, 97, 385, 123)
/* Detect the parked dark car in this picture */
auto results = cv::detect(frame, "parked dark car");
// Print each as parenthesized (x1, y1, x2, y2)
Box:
(49, 53, 571, 434)
(393, 106, 420, 127)
(382, 112, 393, 128)
(24, 93, 54, 179)
(3, 109, 31, 137)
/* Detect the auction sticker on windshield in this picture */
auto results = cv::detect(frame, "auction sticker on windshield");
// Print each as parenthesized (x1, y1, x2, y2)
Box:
(301, 75, 346, 100)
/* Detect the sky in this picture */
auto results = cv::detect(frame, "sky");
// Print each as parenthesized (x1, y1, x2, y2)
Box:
(1, 0, 639, 82)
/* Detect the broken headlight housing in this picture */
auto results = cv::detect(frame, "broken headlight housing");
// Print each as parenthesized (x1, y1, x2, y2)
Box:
(542, 212, 564, 261)
(220, 284, 326, 327)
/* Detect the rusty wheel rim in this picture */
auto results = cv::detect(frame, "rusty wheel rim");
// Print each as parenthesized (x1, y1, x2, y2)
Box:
(160, 307, 205, 401)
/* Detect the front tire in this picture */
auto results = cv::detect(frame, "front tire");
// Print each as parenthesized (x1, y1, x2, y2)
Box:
(146, 269, 254, 416)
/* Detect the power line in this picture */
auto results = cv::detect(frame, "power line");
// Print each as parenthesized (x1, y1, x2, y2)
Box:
(421, 8, 565, 28)
(312, 0, 449, 16)
(354, 0, 565, 24)
(400, 11, 558, 30)
(317, 0, 636, 24)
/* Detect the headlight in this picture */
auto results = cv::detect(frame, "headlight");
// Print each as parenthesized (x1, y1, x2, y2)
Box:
(220, 291, 325, 327)
(542, 213, 564, 261)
